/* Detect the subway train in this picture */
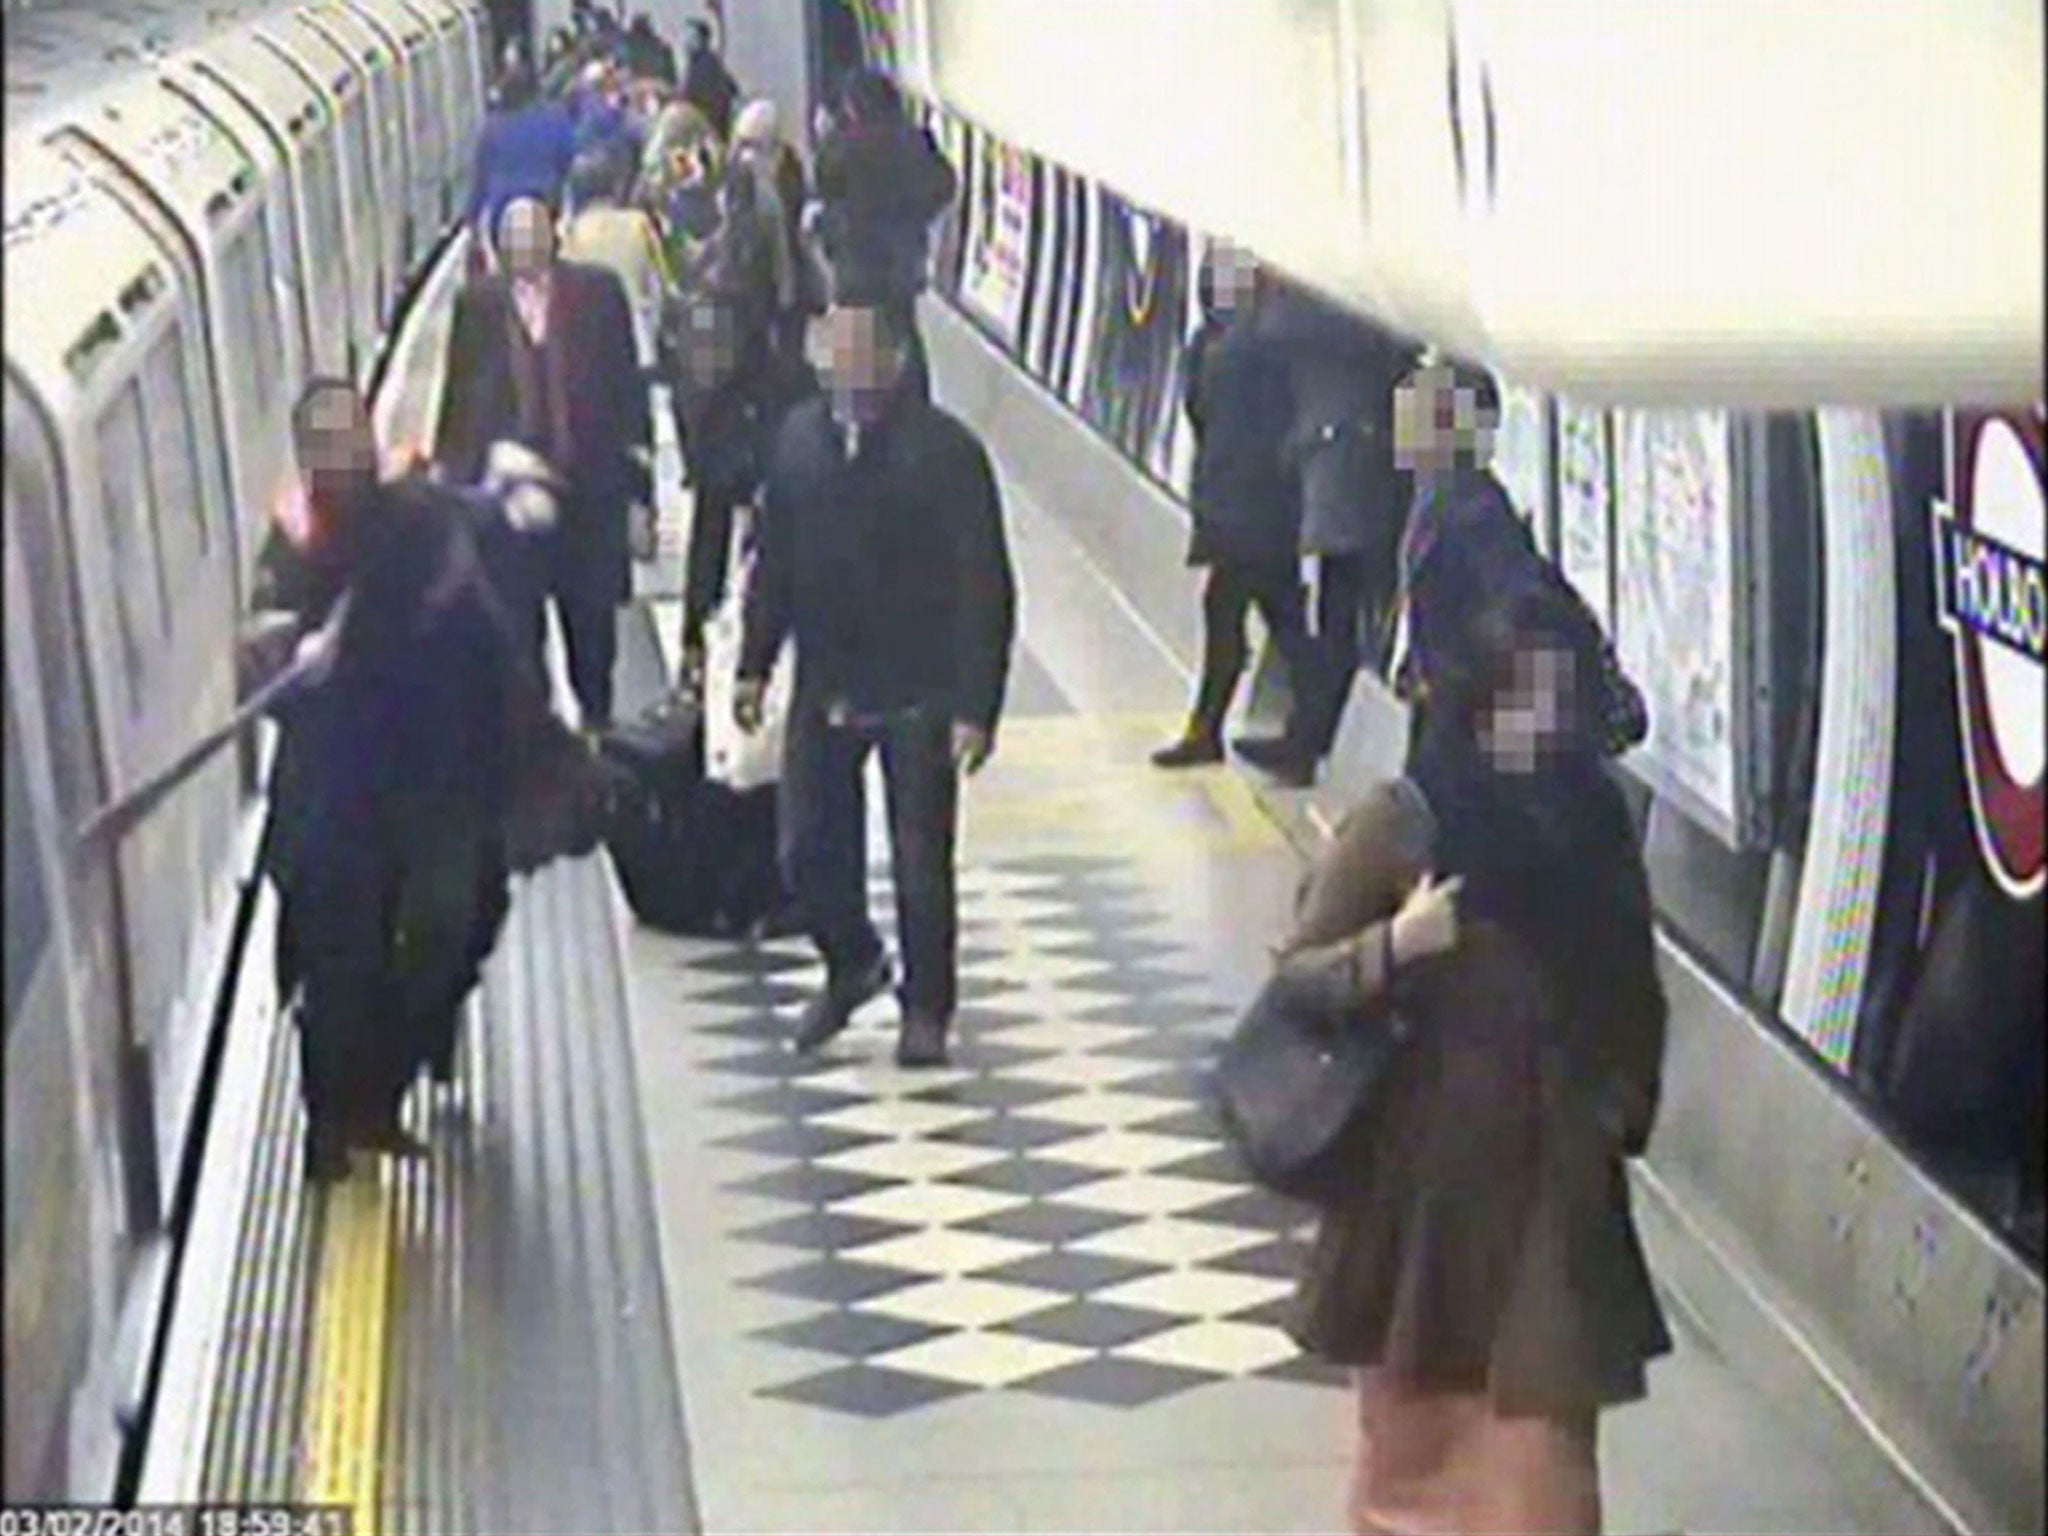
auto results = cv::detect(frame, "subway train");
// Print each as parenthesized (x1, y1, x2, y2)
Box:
(3, 0, 486, 1500)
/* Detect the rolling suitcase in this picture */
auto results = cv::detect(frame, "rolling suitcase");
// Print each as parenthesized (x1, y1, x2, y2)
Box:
(599, 693, 720, 934)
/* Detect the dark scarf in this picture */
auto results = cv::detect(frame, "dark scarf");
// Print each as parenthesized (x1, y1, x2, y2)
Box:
(1410, 723, 1640, 1032)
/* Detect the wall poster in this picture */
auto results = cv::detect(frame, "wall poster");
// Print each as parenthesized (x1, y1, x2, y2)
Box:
(1611, 407, 1752, 841)
(1077, 189, 1187, 477)
(1494, 385, 1553, 556)
(1554, 401, 1615, 629)
(958, 137, 1033, 351)
(1021, 159, 1067, 384)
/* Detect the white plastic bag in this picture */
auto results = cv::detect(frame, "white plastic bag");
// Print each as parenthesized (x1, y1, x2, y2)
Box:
(701, 559, 792, 792)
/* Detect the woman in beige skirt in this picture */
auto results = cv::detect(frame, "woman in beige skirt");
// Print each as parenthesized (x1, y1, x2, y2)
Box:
(1271, 583, 1671, 1535)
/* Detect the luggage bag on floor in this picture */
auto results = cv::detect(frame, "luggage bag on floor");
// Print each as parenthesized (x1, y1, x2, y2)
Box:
(600, 693, 720, 933)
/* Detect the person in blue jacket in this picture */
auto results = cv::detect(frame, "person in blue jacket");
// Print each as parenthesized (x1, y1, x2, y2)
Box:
(469, 61, 578, 260)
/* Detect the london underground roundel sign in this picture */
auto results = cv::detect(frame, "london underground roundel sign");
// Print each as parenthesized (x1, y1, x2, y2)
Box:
(1932, 407, 2046, 900)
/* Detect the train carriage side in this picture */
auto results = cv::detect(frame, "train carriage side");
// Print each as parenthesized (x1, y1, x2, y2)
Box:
(338, 0, 448, 249)
(295, 1, 417, 302)
(3, 141, 251, 1502)
(248, 15, 387, 385)
(177, 25, 363, 381)
(43, 74, 296, 593)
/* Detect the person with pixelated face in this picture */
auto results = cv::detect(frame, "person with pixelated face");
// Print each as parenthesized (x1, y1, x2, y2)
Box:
(435, 194, 651, 728)
(734, 301, 1017, 1071)
(1234, 282, 1420, 788)
(1151, 242, 1322, 769)
(1388, 358, 1647, 770)
(260, 379, 532, 1182)
(1274, 580, 1669, 1536)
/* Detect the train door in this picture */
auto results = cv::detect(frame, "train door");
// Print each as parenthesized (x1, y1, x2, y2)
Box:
(252, 20, 387, 379)
(395, 0, 484, 226)
(3, 375, 132, 1503)
(49, 82, 292, 594)
(8, 152, 247, 1219)
(300, 2, 417, 297)
(161, 68, 315, 400)
(342, 0, 448, 245)
(181, 32, 360, 381)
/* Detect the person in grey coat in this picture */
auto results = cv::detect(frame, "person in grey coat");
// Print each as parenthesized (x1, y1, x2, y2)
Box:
(1235, 278, 1420, 786)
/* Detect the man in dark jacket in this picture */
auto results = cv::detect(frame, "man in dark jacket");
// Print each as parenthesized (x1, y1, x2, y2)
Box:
(682, 19, 740, 140)
(1235, 280, 1420, 786)
(1153, 249, 1319, 766)
(811, 69, 956, 387)
(265, 380, 528, 1181)
(623, 12, 677, 84)
(434, 195, 651, 728)
(736, 302, 1016, 1068)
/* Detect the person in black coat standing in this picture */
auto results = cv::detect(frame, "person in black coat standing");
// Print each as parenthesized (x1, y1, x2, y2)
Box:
(263, 380, 529, 1181)
(681, 18, 740, 140)
(1235, 280, 1420, 786)
(434, 196, 651, 728)
(1153, 245, 1321, 767)
(736, 302, 1016, 1069)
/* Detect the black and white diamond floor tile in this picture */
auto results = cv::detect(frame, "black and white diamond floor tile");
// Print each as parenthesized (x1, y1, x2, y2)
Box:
(675, 853, 1340, 1419)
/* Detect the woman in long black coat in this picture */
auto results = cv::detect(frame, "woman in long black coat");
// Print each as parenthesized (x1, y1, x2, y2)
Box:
(1270, 581, 1671, 1534)
(1151, 246, 1321, 767)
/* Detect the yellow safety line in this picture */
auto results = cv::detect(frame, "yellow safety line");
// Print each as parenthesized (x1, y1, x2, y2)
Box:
(304, 1167, 396, 1536)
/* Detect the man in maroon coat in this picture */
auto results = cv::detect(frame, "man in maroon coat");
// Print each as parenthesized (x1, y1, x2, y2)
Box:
(435, 195, 651, 727)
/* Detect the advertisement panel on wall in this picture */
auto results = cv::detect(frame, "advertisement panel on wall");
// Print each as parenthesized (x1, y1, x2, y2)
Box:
(1611, 409, 1758, 844)
(959, 136, 1034, 350)
(1077, 189, 1188, 480)
(1554, 402, 1615, 629)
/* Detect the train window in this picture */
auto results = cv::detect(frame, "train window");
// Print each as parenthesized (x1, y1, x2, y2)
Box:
(93, 381, 169, 713)
(140, 327, 209, 563)
(298, 129, 349, 325)
(3, 689, 53, 1030)
(218, 230, 278, 423)
(5, 412, 106, 841)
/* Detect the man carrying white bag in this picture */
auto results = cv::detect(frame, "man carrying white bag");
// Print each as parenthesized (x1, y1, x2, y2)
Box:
(697, 522, 802, 936)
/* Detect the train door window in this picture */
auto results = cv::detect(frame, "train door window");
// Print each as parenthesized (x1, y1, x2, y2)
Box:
(298, 127, 351, 345)
(93, 381, 170, 714)
(408, 43, 440, 198)
(5, 400, 107, 855)
(140, 327, 209, 564)
(4, 688, 53, 1032)
(218, 229, 280, 424)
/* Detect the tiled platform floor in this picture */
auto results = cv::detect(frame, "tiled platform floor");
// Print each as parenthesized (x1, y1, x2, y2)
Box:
(616, 368, 1932, 1535)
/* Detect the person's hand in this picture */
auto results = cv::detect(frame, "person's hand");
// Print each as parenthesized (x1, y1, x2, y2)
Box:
(236, 611, 303, 695)
(628, 500, 657, 561)
(734, 677, 767, 733)
(1390, 871, 1463, 965)
(951, 722, 992, 776)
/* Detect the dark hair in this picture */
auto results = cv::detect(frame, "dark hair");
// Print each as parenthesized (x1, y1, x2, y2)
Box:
(1446, 582, 1605, 750)
(687, 19, 712, 46)
(839, 68, 902, 125)
(569, 146, 625, 206)
(292, 375, 364, 438)
(495, 60, 538, 110)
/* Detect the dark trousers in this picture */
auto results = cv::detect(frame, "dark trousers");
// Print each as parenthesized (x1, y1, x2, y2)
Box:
(1191, 559, 1320, 739)
(779, 694, 959, 1019)
(523, 530, 619, 727)
(683, 481, 742, 650)
(296, 818, 497, 1132)
(1287, 552, 1371, 758)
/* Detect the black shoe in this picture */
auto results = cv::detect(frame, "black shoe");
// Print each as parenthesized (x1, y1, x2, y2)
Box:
(1151, 730, 1224, 769)
(896, 1010, 950, 1069)
(1233, 734, 1317, 788)
(794, 952, 893, 1054)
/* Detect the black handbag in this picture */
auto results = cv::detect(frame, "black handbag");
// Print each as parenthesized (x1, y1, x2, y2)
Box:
(1214, 960, 1414, 1207)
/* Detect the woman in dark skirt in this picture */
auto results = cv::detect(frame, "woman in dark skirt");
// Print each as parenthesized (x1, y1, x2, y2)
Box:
(1270, 581, 1671, 1534)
